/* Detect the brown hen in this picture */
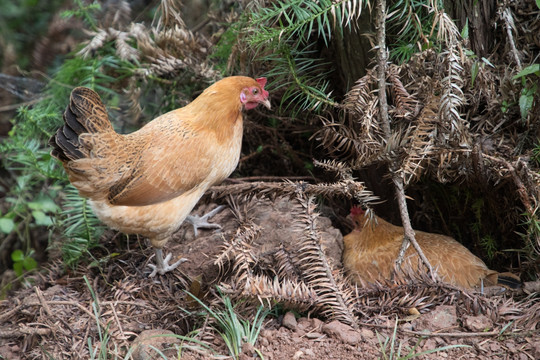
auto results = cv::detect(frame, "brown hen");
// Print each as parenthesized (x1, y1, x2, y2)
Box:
(50, 76, 271, 277)
(343, 207, 520, 288)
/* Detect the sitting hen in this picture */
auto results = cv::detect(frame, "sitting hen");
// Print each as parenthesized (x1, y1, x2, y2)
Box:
(50, 76, 271, 277)
(343, 207, 520, 288)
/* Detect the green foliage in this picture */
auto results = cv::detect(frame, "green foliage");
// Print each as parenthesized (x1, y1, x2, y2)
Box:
(61, 0, 101, 31)
(186, 291, 269, 359)
(387, 0, 441, 63)
(245, 0, 360, 114)
(532, 142, 540, 167)
(11, 249, 37, 277)
(60, 186, 105, 267)
(377, 316, 470, 359)
(0, 29, 133, 269)
(0, 217, 15, 234)
(0, 0, 65, 69)
(512, 64, 539, 120)
(210, 21, 243, 75)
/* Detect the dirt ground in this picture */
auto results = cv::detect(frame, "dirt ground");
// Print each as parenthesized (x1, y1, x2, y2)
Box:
(0, 200, 538, 359)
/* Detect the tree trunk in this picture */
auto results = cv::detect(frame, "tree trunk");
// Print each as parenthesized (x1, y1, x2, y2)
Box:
(444, 0, 496, 57)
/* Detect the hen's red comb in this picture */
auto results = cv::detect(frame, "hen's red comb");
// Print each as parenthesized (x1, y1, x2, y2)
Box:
(350, 206, 365, 216)
(256, 77, 267, 88)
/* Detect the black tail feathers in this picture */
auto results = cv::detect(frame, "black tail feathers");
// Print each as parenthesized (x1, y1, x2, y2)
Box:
(49, 87, 111, 162)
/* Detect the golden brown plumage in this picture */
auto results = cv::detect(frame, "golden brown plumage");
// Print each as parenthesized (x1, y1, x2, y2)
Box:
(50, 76, 271, 276)
(343, 207, 520, 288)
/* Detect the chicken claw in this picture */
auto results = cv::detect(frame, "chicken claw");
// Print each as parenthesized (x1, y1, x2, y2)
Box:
(148, 248, 187, 277)
(185, 205, 226, 237)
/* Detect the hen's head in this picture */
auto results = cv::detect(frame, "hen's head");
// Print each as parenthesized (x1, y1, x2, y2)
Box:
(239, 77, 271, 110)
(204, 76, 271, 111)
(350, 206, 367, 229)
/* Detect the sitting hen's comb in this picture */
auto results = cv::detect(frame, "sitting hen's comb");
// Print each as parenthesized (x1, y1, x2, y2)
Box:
(350, 206, 365, 216)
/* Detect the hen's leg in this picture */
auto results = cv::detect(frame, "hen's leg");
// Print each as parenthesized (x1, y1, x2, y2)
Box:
(148, 248, 187, 277)
(185, 205, 225, 237)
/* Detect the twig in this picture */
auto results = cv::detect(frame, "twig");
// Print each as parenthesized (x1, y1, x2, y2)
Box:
(374, 0, 434, 276)
(35, 287, 52, 317)
(501, 8, 522, 70)
(360, 322, 499, 337)
(375, 0, 390, 139)
(0, 300, 22, 323)
(223, 176, 318, 183)
(0, 97, 46, 112)
(481, 154, 535, 214)
(393, 177, 435, 279)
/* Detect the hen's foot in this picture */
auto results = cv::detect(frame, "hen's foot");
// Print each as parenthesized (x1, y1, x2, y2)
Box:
(148, 248, 187, 277)
(185, 205, 225, 237)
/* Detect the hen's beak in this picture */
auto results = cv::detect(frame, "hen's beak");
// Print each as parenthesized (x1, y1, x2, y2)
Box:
(261, 98, 271, 109)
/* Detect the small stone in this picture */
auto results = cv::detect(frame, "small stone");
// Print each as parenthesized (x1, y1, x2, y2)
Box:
(304, 348, 316, 357)
(131, 329, 180, 360)
(311, 318, 324, 331)
(282, 311, 298, 330)
(297, 317, 311, 330)
(260, 337, 269, 347)
(242, 342, 255, 355)
(401, 322, 413, 332)
(305, 331, 324, 339)
(292, 350, 304, 359)
(415, 305, 457, 332)
(422, 338, 438, 352)
(489, 342, 501, 352)
(463, 314, 493, 332)
(322, 320, 362, 345)
(359, 328, 375, 340)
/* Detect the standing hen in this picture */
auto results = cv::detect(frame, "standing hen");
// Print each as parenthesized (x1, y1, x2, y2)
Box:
(50, 76, 271, 277)
(343, 207, 520, 288)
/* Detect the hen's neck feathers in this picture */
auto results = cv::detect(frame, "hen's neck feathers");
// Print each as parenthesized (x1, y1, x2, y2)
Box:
(178, 77, 257, 142)
(352, 214, 404, 249)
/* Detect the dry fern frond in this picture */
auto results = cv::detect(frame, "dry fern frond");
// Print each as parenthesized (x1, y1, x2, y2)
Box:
(438, 46, 468, 142)
(388, 65, 421, 121)
(293, 194, 358, 326)
(109, 28, 140, 61)
(100, 0, 131, 28)
(78, 29, 110, 59)
(210, 180, 378, 206)
(313, 159, 353, 181)
(219, 274, 319, 311)
(401, 96, 439, 185)
(152, 0, 186, 31)
(433, 9, 460, 48)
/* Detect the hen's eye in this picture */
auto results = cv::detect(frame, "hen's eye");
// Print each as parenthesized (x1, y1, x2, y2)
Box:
(252, 88, 259, 95)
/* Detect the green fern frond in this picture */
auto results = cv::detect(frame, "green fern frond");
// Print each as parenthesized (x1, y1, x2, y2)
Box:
(245, 1, 363, 114)
(60, 185, 104, 267)
(249, 0, 361, 46)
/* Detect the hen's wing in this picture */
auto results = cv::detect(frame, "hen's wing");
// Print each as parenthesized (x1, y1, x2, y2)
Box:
(106, 116, 216, 206)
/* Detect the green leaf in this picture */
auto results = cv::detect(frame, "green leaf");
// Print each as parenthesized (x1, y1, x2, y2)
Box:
(32, 210, 53, 226)
(23, 256, 38, 271)
(11, 249, 24, 262)
(28, 196, 60, 213)
(513, 64, 540, 80)
(519, 93, 534, 120)
(471, 61, 479, 87)
(461, 18, 469, 39)
(536, 0, 540, 10)
(13, 262, 24, 277)
(0, 217, 15, 233)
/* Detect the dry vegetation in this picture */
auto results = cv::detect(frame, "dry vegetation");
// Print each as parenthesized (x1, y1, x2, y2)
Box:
(0, 0, 539, 358)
